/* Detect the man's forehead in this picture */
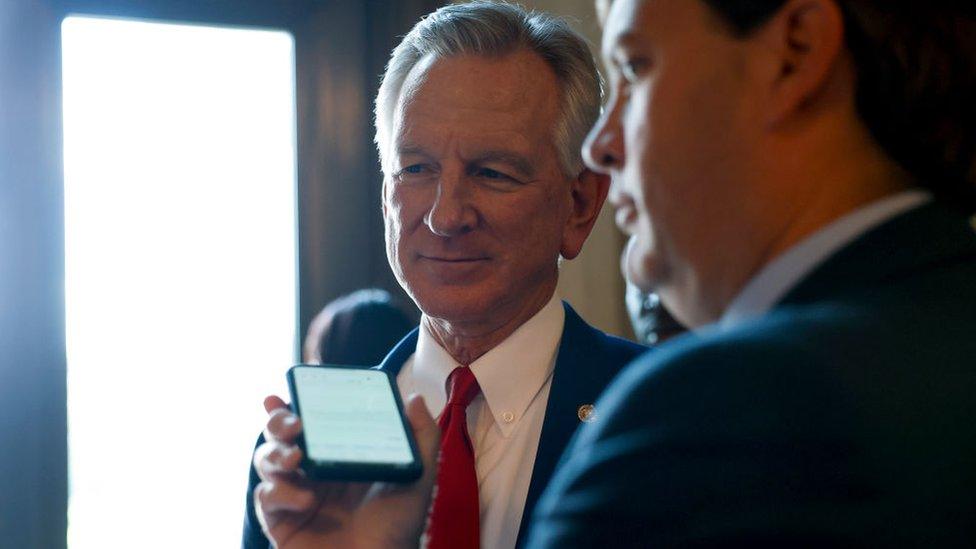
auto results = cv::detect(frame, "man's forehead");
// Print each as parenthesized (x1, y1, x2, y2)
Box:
(601, 0, 653, 52)
(391, 50, 562, 153)
(397, 53, 438, 108)
(394, 91, 538, 143)
(603, 0, 648, 47)
(394, 126, 535, 160)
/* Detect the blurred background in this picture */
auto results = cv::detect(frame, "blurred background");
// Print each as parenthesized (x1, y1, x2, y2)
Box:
(0, 1, 627, 546)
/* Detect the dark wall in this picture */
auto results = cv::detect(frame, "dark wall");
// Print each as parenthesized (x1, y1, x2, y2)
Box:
(295, 0, 438, 336)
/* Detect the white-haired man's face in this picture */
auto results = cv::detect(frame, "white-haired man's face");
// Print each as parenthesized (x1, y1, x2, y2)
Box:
(382, 50, 594, 328)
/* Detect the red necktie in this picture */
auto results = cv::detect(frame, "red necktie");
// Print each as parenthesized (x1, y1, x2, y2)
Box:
(427, 366, 482, 549)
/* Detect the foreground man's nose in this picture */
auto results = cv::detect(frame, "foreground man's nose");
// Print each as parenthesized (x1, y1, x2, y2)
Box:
(583, 101, 625, 174)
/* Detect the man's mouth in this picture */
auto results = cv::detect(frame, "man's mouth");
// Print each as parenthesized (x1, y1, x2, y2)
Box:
(614, 206, 637, 235)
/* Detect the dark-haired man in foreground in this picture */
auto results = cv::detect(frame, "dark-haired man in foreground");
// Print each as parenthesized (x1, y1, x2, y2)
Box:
(255, 0, 976, 546)
(528, 0, 976, 546)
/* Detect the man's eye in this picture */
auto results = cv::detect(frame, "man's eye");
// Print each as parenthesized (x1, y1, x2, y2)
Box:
(475, 168, 510, 180)
(470, 166, 523, 190)
(618, 57, 649, 83)
(395, 164, 432, 179)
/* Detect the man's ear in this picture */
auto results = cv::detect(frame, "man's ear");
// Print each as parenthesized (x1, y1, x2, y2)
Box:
(381, 177, 389, 218)
(560, 168, 610, 260)
(756, 0, 846, 127)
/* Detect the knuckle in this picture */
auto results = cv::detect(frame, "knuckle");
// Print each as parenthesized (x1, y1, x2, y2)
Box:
(255, 481, 274, 509)
(256, 447, 282, 477)
(297, 489, 316, 509)
(253, 445, 272, 475)
(267, 409, 299, 439)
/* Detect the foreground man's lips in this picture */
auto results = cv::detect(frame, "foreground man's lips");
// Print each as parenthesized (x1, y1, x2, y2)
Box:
(614, 206, 637, 234)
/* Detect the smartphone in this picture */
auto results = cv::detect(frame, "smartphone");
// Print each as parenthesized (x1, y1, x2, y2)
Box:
(285, 364, 422, 483)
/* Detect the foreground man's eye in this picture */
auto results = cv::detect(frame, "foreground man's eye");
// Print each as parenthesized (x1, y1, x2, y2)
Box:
(610, 48, 650, 84)
(620, 58, 649, 83)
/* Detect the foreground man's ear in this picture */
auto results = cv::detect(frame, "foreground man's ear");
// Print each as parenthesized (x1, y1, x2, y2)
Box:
(755, 0, 847, 128)
(560, 168, 610, 260)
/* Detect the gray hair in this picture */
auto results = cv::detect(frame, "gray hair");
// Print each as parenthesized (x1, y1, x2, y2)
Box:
(374, 1, 602, 177)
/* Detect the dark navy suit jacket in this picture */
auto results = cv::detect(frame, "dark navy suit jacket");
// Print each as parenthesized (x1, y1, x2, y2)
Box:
(242, 302, 646, 548)
(527, 203, 976, 547)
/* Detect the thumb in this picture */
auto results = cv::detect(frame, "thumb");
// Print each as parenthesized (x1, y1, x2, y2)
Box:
(404, 394, 440, 482)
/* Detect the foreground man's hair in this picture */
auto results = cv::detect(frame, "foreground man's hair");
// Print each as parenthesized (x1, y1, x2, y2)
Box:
(704, 0, 976, 213)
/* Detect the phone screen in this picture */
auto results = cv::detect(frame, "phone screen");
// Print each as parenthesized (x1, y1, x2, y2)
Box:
(291, 366, 414, 465)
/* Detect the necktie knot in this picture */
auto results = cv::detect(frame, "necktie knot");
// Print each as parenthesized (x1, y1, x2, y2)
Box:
(446, 366, 481, 408)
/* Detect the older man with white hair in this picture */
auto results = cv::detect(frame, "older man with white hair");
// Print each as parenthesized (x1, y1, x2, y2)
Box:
(243, 3, 646, 549)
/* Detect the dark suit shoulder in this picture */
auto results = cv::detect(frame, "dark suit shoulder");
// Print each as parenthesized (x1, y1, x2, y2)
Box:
(530, 318, 866, 547)
(590, 329, 647, 364)
(596, 311, 849, 427)
(558, 301, 646, 377)
(530, 303, 976, 547)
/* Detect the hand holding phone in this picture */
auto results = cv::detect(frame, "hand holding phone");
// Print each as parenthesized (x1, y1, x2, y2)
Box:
(286, 364, 423, 482)
(254, 391, 439, 549)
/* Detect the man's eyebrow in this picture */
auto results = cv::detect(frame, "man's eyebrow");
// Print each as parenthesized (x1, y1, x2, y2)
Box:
(395, 145, 429, 157)
(603, 31, 640, 64)
(472, 150, 536, 178)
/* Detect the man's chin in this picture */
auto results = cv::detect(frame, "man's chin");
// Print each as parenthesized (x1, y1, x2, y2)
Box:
(623, 237, 663, 294)
(411, 291, 494, 324)
(625, 267, 657, 295)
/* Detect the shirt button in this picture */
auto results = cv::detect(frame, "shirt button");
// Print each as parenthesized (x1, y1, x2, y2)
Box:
(502, 411, 515, 423)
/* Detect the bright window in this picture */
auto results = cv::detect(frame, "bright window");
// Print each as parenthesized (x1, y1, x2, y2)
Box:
(62, 16, 296, 548)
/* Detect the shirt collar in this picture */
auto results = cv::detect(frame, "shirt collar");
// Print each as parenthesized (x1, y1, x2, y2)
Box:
(412, 293, 565, 437)
(720, 190, 932, 329)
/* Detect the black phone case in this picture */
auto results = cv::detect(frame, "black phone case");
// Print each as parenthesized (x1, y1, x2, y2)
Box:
(286, 364, 423, 483)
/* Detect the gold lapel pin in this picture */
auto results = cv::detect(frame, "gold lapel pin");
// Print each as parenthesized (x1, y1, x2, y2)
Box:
(577, 404, 596, 423)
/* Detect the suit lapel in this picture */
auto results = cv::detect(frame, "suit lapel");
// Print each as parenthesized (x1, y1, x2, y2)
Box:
(514, 302, 619, 547)
(375, 328, 419, 375)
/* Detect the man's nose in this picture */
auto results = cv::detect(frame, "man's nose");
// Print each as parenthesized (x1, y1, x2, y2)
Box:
(425, 174, 477, 237)
(583, 98, 624, 174)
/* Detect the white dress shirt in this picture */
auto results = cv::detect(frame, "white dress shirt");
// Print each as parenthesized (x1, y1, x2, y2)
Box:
(720, 190, 932, 328)
(397, 293, 565, 549)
